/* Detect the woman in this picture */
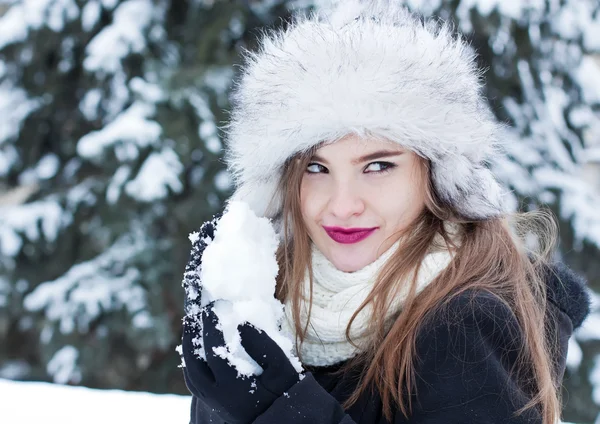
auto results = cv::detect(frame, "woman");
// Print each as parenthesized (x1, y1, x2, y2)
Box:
(180, 1, 590, 423)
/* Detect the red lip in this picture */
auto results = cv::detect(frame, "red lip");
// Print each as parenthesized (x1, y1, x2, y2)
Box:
(323, 226, 378, 244)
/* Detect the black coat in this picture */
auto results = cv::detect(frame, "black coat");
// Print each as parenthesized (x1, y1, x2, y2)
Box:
(187, 262, 590, 424)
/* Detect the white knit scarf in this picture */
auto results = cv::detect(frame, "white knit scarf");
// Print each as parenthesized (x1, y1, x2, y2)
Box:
(281, 234, 457, 367)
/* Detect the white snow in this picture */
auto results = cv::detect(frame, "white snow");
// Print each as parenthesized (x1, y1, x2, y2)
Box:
(585, 147, 600, 163)
(0, 360, 30, 380)
(46, 0, 79, 33)
(79, 0, 162, 131)
(185, 201, 303, 377)
(592, 356, 600, 405)
(65, 180, 98, 209)
(132, 310, 154, 329)
(105, 70, 130, 122)
(0, 0, 79, 49)
(0, 276, 9, 307)
(188, 231, 200, 245)
(402, 0, 443, 16)
(83, 0, 154, 74)
(535, 167, 600, 247)
(215, 169, 232, 192)
(582, 14, 600, 52)
(101, 0, 119, 8)
(0, 378, 191, 424)
(0, 145, 17, 176)
(124, 147, 183, 202)
(203, 66, 234, 97)
(0, 144, 19, 176)
(47, 345, 81, 384)
(0, 3, 28, 49)
(106, 165, 132, 204)
(77, 101, 161, 160)
(552, 4, 580, 40)
(456, 0, 545, 32)
(200, 203, 279, 301)
(187, 92, 223, 154)
(551, 0, 600, 52)
(568, 105, 596, 129)
(0, 200, 68, 257)
(566, 338, 583, 370)
(78, 88, 103, 121)
(81, 0, 102, 32)
(574, 55, 600, 104)
(130, 77, 166, 103)
(491, 37, 600, 250)
(575, 291, 600, 342)
(34, 153, 60, 180)
(0, 80, 40, 146)
(430, 0, 600, 255)
(23, 232, 147, 334)
(199, 120, 217, 139)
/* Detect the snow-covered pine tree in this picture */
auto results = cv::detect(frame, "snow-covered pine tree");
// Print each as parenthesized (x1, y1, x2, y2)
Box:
(0, 0, 288, 394)
(2, 0, 599, 418)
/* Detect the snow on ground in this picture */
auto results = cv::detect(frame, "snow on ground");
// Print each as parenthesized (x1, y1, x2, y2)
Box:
(0, 378, 191, 424)
(0, 377, 586, 423)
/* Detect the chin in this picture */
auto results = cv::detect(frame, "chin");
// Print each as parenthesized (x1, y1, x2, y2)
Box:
(329, 250, 375, 273)
(333, 261, 361, 273)
(314, 235, 381, 272)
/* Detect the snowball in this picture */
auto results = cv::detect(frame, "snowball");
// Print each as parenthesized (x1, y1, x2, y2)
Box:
(200, 201, 279, 302)
(190, 200, 303, 377)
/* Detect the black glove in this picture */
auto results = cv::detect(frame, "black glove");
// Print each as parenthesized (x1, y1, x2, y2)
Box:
(182, 213, 221, 315)
(182, 305, 303, 424)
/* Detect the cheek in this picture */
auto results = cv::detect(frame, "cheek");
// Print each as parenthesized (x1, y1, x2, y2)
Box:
(375, 178, 425, 224)
(300, 179, 321, 223)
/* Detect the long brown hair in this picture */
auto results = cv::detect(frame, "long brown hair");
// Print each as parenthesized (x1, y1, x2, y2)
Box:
(273, 143, 562, 423)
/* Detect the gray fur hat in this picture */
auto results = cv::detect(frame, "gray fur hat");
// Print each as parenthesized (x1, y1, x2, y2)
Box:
(223, 0, 508, 223)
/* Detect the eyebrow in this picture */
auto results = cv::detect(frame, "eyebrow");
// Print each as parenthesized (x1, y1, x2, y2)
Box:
(311, 150, 404, 165)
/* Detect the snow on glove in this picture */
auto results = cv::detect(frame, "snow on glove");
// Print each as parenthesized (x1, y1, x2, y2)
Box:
(182, 212, 222, 316)
(182, 305, 303, 424)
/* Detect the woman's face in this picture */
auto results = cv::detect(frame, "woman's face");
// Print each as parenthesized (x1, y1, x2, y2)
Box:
(300, 134, 427, 272)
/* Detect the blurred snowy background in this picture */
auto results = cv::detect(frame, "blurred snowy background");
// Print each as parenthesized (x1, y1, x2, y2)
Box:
(0, 0, 599, 422)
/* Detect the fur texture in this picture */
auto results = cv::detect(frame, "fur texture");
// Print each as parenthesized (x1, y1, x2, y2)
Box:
(223, 0, 509, 221)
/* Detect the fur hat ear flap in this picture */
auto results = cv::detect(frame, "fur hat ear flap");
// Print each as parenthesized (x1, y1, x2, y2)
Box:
(431, 155, 506, 220)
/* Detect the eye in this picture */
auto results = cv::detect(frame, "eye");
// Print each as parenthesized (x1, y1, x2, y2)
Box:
(306, 163, 328, 174)
(364, 161, 396, 174)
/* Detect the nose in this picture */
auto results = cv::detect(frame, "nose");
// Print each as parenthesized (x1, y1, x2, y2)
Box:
(327, 181, 365, 221)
